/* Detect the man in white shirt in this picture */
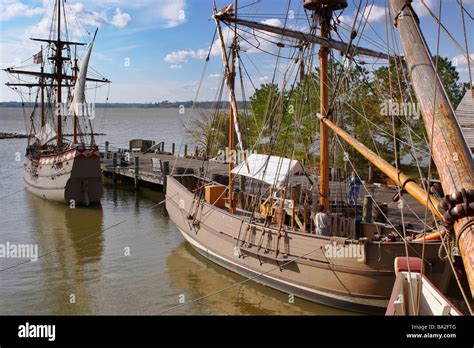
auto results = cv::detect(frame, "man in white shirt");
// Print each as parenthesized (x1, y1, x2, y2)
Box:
(314, 205, 331, 236)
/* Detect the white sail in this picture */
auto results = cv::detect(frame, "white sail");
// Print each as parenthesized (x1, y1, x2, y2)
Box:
(69, 30, 97, 117)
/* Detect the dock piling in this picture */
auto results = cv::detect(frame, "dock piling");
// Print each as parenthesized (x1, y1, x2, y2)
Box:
(172, 143, 175, 155)
(112, 152, 118, 184)
(105, 141, 109, 159)
(134, 156, 140, 189)
(162, 161, 169, 193)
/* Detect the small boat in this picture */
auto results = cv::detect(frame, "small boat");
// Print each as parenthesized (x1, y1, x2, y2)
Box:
(4, 0, 110, 205)
(386, 257, 462, 316)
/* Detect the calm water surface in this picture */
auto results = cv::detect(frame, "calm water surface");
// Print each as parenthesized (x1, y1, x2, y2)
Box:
(0, 107, 350, 315)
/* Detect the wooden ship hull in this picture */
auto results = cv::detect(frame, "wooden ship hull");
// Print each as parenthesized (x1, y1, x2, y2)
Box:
(24, 146, 103, 205)
(166, 175, 452, 314)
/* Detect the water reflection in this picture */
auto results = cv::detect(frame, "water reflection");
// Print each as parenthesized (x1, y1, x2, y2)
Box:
(166, 242, 355, 315)
(26, 192, 104, 314)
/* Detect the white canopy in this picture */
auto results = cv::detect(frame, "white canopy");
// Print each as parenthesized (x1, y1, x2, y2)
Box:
(231, 154, 303, 188)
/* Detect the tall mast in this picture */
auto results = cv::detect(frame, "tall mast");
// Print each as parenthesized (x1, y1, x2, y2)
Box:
(40, 46, 45, 127)
(56, 0, 63, 147)
(390, 0, 474, 296)
(214, 2, 242, 214)
(228, 3, 237, 214)
(303, 0, 348, 211)
(73, 46, 78, 144)
(318, 9, 330, 211)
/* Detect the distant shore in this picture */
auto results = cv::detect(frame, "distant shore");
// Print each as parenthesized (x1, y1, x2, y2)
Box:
(0, 101, 247, 109)
(0, 132, 106, 139)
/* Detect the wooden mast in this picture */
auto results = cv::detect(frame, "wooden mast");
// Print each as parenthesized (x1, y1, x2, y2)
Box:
(390, 0, 474, 296)
(214, 3, 240, 214)
(40, 45, 45, 128)
(319, 9, 330, 211)
(56, 0, 63, 147)
(73, 46, 78, 144)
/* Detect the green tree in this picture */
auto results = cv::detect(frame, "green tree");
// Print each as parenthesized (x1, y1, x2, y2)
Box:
(433, 55, 466, 108)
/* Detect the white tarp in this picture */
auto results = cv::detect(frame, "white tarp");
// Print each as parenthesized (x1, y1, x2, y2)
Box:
(35, 123, 57, 145)
(231, 154, 303, 188)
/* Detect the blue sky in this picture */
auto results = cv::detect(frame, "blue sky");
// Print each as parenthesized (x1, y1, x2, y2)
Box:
(0, 0, 472, 102)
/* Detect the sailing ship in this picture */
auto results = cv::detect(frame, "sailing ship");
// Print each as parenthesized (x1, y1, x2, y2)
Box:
(166, 0, 473, 314)
(4, 0, 110, 205)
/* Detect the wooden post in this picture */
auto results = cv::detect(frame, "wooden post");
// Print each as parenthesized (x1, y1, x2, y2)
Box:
(162, 161, 169, 193)
(184, 144, 188, 157)
(319, 10, 330, 213)
(240, 176, 246, 192)
(390, 0, 474, 296)
(172, 142, 175, 155)
(134, 156, 140, 189)
(112, 152, 118, 184)
(105, 141, 109, 159)
(362, 195, 373, 223)
(161, 142, 165, 153)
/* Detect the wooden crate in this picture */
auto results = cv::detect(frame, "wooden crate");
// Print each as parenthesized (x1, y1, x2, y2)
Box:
(205, 185, 227, 208)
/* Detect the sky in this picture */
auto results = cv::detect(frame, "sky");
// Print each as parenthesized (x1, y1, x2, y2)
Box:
(0, 0, 473, 103)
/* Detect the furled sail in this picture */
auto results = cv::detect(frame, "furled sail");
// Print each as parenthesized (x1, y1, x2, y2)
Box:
(69, 29, 97, 118)
(35, 123, 57, 145)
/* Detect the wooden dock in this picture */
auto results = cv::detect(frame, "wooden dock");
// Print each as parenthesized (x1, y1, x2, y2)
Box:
(100, 146, 228, 191)
(100, 140, 434, 228)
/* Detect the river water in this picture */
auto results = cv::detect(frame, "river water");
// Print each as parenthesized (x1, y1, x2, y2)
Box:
(0, 107, 349, 315)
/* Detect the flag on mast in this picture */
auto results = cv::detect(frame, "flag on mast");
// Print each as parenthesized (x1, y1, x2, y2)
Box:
(33, 50, 43, 64)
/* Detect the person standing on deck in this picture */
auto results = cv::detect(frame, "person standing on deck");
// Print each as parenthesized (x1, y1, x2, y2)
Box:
(314, 205, 331, 236)
(348, 171, 362, 205)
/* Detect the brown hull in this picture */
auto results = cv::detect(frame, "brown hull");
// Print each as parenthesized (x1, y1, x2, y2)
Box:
(166, 175, 452, 314)
(24, 146, 103, 205)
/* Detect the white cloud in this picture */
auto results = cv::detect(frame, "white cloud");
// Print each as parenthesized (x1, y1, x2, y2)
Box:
(110, 8, 131, 29)
(260, 18, 282, 27)
(157, 0, 186, 28)
(66, 3, 131, 30)
(164, 49, 208, 67)
(0, 1, 44, 21)
(23, 1, 131, 39)
(452, 53, 474, 73)
(208, 73, 222, 78)
(364, 5, 387, 23)
(164, 17, 283, 69)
